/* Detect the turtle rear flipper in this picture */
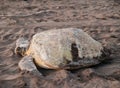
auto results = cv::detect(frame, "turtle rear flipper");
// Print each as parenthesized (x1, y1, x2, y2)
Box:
(19, 56, 42, 76)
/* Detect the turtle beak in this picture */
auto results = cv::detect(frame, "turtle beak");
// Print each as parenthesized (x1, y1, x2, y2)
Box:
(15, 46, 27, 56)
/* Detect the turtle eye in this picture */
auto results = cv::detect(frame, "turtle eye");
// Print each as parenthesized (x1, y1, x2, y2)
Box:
(17, 47, 21, 51)
(15, 47, 26, 56)
(15, 47, 21, 53)
(15, 47, 22, 55)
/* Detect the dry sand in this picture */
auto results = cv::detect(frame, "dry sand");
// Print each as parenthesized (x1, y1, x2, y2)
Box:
(0, 0, 120, 88)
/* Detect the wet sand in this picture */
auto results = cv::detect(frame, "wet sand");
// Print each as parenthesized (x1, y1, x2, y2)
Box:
(0, 0, 120, 88)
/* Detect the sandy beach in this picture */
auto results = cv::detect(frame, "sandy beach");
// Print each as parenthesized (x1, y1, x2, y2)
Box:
(0, 0, 120, 88)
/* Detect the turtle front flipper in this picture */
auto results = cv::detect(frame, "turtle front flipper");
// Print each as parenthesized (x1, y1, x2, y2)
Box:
(19, 56, 42, 76)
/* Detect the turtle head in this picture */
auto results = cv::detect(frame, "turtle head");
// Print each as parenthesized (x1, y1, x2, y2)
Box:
(15, 37, 29, 56)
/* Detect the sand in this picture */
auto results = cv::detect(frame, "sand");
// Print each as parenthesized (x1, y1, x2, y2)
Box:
(0, 0, 120, 88)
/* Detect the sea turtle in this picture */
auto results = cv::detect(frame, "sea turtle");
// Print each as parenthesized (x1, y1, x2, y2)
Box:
(15, 28, 108, 76)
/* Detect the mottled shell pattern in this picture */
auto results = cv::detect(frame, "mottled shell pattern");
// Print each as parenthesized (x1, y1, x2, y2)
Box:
(26, 28, 103, 69)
